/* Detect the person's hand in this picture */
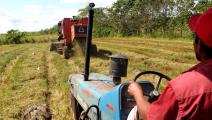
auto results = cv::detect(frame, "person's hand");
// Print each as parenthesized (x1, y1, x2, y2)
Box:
(128, 81, 144, 97)
(128, 81, 150, 120)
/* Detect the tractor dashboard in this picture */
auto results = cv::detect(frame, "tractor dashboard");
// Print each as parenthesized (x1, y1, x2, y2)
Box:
(120, 81, 155, 120)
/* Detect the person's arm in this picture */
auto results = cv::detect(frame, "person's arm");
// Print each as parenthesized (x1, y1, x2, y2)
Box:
(128, 81, 150, 120)
(128, 81, 179, 120)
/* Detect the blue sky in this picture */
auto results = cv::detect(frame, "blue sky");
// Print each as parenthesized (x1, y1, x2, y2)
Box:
(0, 0, 117, 33)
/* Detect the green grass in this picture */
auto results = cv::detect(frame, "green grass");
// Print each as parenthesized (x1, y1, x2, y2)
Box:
(25, 34, 57, 43)
(0, 44, 48, 119)
(47, 52, 73, 120)
(0, 37, 197, 119)
(0, 46, 27, 77)
(0, 34, 57, 45)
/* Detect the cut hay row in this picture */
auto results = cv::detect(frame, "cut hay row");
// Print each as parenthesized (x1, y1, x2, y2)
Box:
(95, 45, 194, 77)
(100, 37, 192, 45)
(0, 45, 22, 55)
(0, 49, 28, 86)
(0, 37, 198, 119)
(97, 42, 195, 65)
(47, 52, 73, 120)
(95, 40, 195, 62)
(0, 44, 49, 119)
(97, 37, 192, 46)
(96, 40, 193, 55)
(0, 47, 28, 77)
(92, 38, 197, 79)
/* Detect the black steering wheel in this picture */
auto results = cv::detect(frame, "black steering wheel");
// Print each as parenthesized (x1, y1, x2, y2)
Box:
(133, 71, 171, 102)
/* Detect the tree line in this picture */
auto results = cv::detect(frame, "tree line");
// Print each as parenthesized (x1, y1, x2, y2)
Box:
(0, 26, 57, 45)
(78, 0, 212, 38)
(1, 0, 211, 45)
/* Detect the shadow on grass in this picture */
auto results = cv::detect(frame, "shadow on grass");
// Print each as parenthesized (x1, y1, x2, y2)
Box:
(94, 49, 112, 60)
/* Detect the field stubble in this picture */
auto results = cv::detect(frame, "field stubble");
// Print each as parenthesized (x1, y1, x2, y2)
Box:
(0, 37, 196, 119)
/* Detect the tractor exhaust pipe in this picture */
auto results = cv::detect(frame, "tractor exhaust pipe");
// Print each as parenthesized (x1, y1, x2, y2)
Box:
(84, 3, 95, 81)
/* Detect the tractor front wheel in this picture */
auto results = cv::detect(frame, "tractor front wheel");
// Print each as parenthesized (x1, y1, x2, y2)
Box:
(70, 93, 83, 120)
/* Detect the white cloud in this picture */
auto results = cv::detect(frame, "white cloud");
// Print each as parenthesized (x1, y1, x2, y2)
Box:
(54, 8, 79, 18)
(0, 6, 78, 33)
(60, 0, 117, 7)
(0, 9, 19, 33)
(0, 0, 117, 33)
(22, 5, 44, 15)
(60, 0, 88, 4)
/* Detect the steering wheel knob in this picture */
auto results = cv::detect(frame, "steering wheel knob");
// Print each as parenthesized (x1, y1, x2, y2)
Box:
(149, 90, 160, 103)
(152, 90, 160, 96)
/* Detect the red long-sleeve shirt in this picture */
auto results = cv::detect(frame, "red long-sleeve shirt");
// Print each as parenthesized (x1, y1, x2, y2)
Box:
(148, 59, 212, 120)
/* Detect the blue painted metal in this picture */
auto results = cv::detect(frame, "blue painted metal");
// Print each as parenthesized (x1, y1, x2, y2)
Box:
(68, 73, 154, 120)
(99, 85, 121, 120)
(68, 73, 115, 113)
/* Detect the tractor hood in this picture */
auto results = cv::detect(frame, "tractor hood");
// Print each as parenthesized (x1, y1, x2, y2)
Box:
(68, 73, 115, 110)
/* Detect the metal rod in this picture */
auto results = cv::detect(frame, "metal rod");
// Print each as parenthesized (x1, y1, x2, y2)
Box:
(156, 77, 162, 90)
(84, 4, 94, 81)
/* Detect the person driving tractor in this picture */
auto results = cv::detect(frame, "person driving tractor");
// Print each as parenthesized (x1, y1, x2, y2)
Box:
(128, 8, 212, 120)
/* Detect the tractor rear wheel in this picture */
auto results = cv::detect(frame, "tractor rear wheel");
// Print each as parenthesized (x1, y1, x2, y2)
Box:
(70, 93, 83, 120)
(63, 46, 71, 59)
(50, 43, 56, 51)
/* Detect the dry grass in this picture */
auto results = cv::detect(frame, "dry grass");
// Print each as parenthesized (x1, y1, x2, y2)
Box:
(0, 37, 197, 119)
(94, 37, 196, 78)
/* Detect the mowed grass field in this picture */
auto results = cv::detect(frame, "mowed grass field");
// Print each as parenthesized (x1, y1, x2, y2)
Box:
(0, 37, 197, 119)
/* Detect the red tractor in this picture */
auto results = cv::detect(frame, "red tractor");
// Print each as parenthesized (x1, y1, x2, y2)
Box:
(50, 17, 97, 59)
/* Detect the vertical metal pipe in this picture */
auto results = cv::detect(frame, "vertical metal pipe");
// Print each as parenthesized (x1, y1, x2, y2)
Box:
(84, 6, 94, 81)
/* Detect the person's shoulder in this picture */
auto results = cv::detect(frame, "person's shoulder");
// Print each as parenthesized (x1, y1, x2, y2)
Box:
(169, 71, 197, 85)
(168, 71, 204, 99)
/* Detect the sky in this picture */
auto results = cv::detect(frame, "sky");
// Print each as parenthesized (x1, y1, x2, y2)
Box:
(0, 0, 117, 33)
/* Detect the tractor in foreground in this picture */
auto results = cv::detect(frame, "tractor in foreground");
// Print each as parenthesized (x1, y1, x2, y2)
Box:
(50, 16, 97, 59)
(69, 3, 171, 120)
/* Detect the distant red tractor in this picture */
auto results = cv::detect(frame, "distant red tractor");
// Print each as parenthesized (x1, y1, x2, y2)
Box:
(50, 17, 97, 59)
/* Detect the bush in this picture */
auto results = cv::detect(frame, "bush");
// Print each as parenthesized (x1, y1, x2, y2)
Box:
(5, 29, 26, 44)
(93, 27, 112, 38)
